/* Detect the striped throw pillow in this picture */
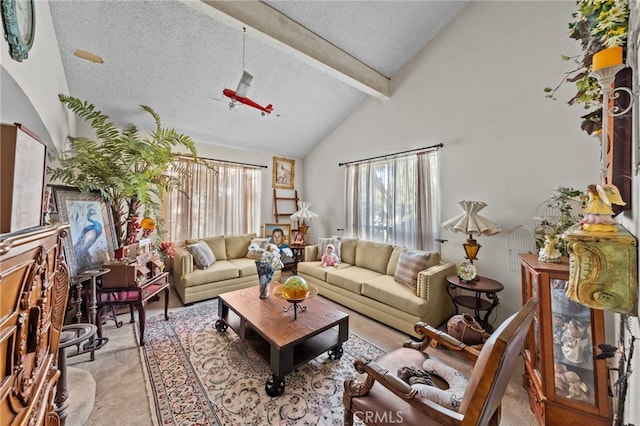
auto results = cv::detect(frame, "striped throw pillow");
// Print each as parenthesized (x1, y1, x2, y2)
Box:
(187, 240, 216, 269)
(394, 250, 431, 292)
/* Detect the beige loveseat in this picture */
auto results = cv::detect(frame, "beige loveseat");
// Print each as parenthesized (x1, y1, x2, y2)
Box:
(297, 239, 456, 337)
(172, 234, 281, 304)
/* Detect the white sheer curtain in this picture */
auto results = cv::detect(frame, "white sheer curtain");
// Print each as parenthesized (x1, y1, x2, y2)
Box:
(344, 150, 440, 251)
(164, 157, 261, 243)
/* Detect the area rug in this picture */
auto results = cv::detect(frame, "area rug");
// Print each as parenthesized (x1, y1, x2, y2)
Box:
(142, 299, 385, 425)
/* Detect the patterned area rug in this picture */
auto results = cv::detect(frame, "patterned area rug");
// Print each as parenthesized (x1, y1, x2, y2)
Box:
(142, 299, 385, 425)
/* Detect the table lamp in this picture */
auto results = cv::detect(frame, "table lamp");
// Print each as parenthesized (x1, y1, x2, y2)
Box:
(441, 200, 500, 264)
(290, 202, 319, 243)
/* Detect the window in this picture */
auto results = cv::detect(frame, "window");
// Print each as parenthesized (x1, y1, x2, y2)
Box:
(164, 157, 261, 243)
(344, 150, 440, 250)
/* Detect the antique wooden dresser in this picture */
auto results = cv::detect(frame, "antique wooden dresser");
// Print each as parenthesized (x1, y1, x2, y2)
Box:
(0, 224, 70, 425)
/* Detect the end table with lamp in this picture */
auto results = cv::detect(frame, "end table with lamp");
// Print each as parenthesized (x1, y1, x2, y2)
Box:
(446, 274, 504, 332)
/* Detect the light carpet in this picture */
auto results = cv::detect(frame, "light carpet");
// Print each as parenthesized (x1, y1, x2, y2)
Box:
(142, 299, 384, 425)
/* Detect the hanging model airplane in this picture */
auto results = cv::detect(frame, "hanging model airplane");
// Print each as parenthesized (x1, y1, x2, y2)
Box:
(222, 71, 274, 116)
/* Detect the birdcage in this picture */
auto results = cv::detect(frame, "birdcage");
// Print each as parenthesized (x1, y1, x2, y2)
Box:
(506, 225, 535, 272)
(533, 187, 584, 256)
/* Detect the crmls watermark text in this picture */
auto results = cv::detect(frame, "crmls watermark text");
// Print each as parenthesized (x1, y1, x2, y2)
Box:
(355, 410, 404, 423)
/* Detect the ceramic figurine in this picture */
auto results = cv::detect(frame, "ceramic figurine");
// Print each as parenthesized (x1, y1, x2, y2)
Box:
(539, 234, 562, 262)
(580, 184, 625, 232)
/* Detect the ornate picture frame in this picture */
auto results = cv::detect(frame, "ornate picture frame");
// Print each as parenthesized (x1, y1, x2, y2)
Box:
(51, 186, 116, 277)
(272, 156, 295, 189)
(263, 223, 291, 246)
(1, 0, 35, 62)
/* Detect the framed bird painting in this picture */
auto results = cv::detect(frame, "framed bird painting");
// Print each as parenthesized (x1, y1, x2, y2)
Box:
(51, 186, 116, 277)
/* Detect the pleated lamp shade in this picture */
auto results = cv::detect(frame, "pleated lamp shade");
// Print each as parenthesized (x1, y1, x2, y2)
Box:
(290, 202, 319, 235)
(442, 201, 500, 263)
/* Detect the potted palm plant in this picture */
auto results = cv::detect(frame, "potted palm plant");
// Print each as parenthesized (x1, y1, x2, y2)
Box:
(48, 94, 198, 247)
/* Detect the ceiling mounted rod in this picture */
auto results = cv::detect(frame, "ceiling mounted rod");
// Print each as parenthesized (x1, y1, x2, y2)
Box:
(242, 26, 246, 72)
(338, 143, 443, 167)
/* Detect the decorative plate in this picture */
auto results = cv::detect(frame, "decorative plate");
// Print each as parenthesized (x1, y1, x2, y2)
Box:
(457, 262, 477, 281)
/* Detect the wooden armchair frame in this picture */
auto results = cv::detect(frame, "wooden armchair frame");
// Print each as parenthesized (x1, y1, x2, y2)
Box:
(343, 299, 537, 425)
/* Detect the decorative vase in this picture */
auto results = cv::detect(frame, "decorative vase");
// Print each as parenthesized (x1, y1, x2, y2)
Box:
(255, 260, 275, 299)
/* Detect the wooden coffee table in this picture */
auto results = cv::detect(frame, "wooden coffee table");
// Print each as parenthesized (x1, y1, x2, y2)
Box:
(215, 286, 349, 396)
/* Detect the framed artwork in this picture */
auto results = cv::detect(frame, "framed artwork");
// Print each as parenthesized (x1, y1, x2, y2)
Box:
(272, 156, 295, 189)
(0, 123, 46, 233)
(263, 223, 291, 247)
(52, 186, 117, 277)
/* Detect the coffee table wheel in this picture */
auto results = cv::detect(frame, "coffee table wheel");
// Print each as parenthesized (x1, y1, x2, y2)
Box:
(214, 319, 228, 332)
(265, 374, 285, 397)
(328, 345, 343, 360)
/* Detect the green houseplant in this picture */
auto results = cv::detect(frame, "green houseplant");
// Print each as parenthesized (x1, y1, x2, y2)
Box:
(534, 186, 585, 257)
(48, 94, 198, 247)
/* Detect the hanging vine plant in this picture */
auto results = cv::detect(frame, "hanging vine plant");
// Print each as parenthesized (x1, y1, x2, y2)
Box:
(544, 0, 629, 135)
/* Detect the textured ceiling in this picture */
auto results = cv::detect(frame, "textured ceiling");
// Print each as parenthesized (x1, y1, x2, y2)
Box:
(49, 0, 467, 158)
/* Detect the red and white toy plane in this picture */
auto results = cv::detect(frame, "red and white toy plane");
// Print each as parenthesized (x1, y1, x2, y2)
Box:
(222, 71, 273, 116)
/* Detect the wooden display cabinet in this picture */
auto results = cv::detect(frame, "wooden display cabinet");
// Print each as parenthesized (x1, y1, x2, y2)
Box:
(520, 254, 611, 425)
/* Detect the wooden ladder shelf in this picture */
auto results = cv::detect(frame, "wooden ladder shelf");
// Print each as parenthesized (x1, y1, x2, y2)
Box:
(273, 189, 299, 223)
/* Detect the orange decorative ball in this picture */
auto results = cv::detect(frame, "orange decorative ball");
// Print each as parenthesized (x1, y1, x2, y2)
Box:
(140, 217, 156, 230)
(283, 275, 308, 300)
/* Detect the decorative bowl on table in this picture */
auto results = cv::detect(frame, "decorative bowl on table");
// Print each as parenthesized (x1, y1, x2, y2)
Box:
(273, 276, 318, 319)
(273, 276, 318, 303)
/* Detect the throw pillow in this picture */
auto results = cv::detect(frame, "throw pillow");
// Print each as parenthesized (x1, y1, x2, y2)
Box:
(413, 358, 468, 412)
(317, 237, 341, 261)
(247, 237, 269, 259)
(187, 240, 216, 269)
(339, 238, 358, 265)
(394, 250, 431, 292)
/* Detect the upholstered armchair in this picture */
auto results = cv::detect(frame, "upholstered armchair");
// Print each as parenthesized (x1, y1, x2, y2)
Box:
(343, 298, 537, 425)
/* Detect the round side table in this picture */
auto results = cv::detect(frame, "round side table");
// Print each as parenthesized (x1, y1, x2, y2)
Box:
(446, 275, 504, 331)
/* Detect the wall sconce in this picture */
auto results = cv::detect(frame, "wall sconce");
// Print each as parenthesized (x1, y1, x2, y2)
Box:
(590, 46, 634, 180)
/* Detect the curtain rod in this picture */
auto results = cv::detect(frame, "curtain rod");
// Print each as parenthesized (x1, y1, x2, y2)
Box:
(178, 155, 267, 169)
(338, 143, 444, 167)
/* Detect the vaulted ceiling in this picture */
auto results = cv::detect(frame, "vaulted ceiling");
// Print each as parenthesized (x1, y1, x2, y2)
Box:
(48, 0, 468, 158)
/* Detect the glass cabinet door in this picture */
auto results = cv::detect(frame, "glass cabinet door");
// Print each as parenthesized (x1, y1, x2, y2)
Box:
(532, 273, 540, 372)
(549, 278, 595, 404)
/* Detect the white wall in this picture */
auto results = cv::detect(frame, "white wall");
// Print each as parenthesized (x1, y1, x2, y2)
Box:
(0, 1, 72, 147)
(304, 1, 601, 320)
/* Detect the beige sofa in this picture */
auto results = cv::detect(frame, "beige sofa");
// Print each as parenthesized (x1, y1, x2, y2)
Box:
(172, 234, 281, 304)
(297, 239, 456, 337)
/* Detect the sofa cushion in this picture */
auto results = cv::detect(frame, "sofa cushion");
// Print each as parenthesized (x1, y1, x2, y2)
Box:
(297, 261, 329, 281)
(361, 275, 429, 317)
(226, 234, 254, 259)
(247, 237, 269, 259)
(186, 241, 216, 269)
(317, 237, 341, 261)
(386, 246, 406, 276)
(340, 238, 358, 265)
(355, 240, 393, 274)
(229, 258, 259, 277)
(326, 266, 382, 294)
(181, 260, 239, 287)
(186, 235, 227, 261)
(394, 250, 432, 291)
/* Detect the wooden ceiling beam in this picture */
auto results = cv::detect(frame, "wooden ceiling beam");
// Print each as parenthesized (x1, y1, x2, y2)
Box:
(186, 0, 391, 100)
